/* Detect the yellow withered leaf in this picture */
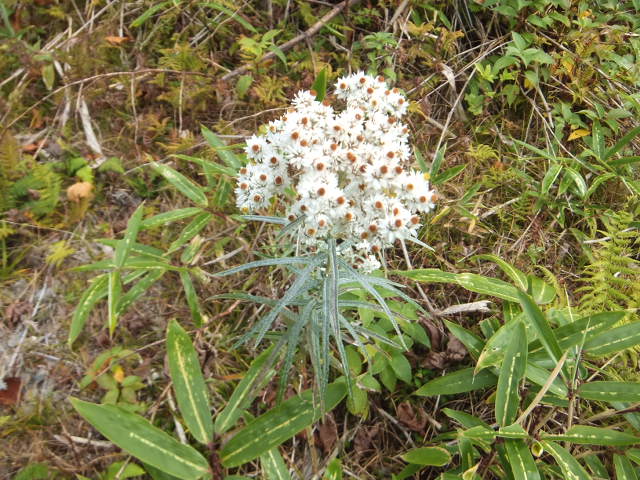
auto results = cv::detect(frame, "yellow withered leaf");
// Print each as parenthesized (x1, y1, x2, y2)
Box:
(567, 129, 590, 141)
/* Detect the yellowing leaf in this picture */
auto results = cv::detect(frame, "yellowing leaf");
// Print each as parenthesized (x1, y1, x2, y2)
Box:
(113, 365, 125, 383)
(567, 129, 590, 141)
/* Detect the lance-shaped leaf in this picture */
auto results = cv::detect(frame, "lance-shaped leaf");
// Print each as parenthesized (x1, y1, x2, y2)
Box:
(179, 271, 203, 327)
(476, 320, 521, 372)
(311, 68, 328, 101)
(201, 125, 242, 170)
(166, 320, 213, 445)
(401, 446, 451, 466)
(260, 448, 291, 480)
(578, 381, 640, 403)
(152, 162, 208, 207)
(540, 426, 640, 446)
(503, 439, 541, 480)
(614, 454, 639, 480)
(541, 441, 590, 480)
(70, 399, 210, 479)
(444, 320, 484, 360)
(517, 290, 561, 364)
(528, 311, 624, 362)
(167, 212, 213, 254)
(496, 321, 527, 427)
(398, 269, 519, 302)
(214, 346, 276, 434)
(415, 368, 497, 397)
(141, 207, 203, 229)
(584, 321, 640, 357)
(115, 202, 145, 268)
(69, 273, 109, 346)
(220, 380, 347, 467)
(108, 270, 122, 335)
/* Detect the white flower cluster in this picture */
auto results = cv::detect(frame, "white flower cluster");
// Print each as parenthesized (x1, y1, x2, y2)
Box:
(235, 72, 436, 272)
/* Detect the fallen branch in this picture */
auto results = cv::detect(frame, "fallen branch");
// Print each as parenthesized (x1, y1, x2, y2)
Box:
(221, 0, 362, 82)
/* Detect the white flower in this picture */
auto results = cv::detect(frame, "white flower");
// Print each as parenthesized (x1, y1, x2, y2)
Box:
(235, 73, 437, 272)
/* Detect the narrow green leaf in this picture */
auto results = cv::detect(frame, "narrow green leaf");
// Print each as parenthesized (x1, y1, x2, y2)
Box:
(108, 270, 122, 336)
(415, 368, 497, 396)
(152, 162, 208, 207)
(200, 2, 258, 32)
(540, 425, 640, 446)
(166, 320, 213, 445)
(215, 256, 314, 277)
(541, 164, 562, 194)
(115, 203, 145, 268)
(578, 382, 640, 403)
(541, 441, 590, 480)
(220, 380, 347, 467)
(201, 126, 241, 170)
(474, 254, 527, 290)
(141, 208, 203, 229)
(628, 448, 640, 466)
(214, 346, 276, 434)
(117, 269, 166, 315)
(444, 320, 484, 360)
(311, 68, 328, 101)
(70, 399, 210, 479)
(476, 320, 521, 372)
(615, 454, 639, 480)
(69, 274, 109, 346)
(584, 321, 640, 356)
(131, 1, 170, 27)
(504, 439, 540, 480)
(167, 212, 212, 254)
(605, 125, 640, 160)
(179, 271, 203, 326)
(432, 164, 466, 185)
(517, 290, 561, 364)
(495, 321, 527, 426)
(260, 448, 291, 480)
(592, 120, 605, 161)
(401, 446, 451, 466)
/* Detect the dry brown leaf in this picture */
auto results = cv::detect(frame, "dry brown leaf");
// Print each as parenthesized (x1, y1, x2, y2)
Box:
(354, 423, 380, 454)
(316, 413, 337, 454)
(0, 377, 22, 406)
(105, 36, 130, 45)
(66, 182, 94, 203)
(397, 401, 428, 432)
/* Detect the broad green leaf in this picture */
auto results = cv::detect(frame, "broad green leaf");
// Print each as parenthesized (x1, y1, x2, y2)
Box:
(540, 426, 640, 446)
(214, 346, 276, 434)
(401, 447, 451, 466)
(260, 448, 291, 480)
(390, 352, 412, 383)
(504, 439, 540, 480)
(591, 120, 605, 161)
(70, 399, 210, 479)
(115, 203, 145, 268)
(152, 162, 208, 207)
(579, 381, 640, 403)
(528, 276, 556, 305)
(563, 167, 587, 198)
(201, 125, 241, 170)
(166, 320, 213, 445)
(179, 271, 203, 326)
(517, 290, 561, 364)
(69, 274, 109, 346)
(220, 380, 346, 467)
(496, 424, 529, 439)
(399, 269, 519, 302)
(103, 462, 146, 480)
(213, 178, 232, 207)
(495, 321, 527, 426)
(141, 208, 203, 229)
(541, 441, 590, 480)
(311, 68, 328, 101)
(615, 454, 639, 480)
(443, 409, 491, 429)
(584, 322, 640, 356)
(525, 362, 568, 398)
(628, 449, 640, 465)
(415, 368, 497, 396)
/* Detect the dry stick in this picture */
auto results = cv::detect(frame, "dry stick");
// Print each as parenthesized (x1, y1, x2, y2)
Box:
(220, 0, 363, 82)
